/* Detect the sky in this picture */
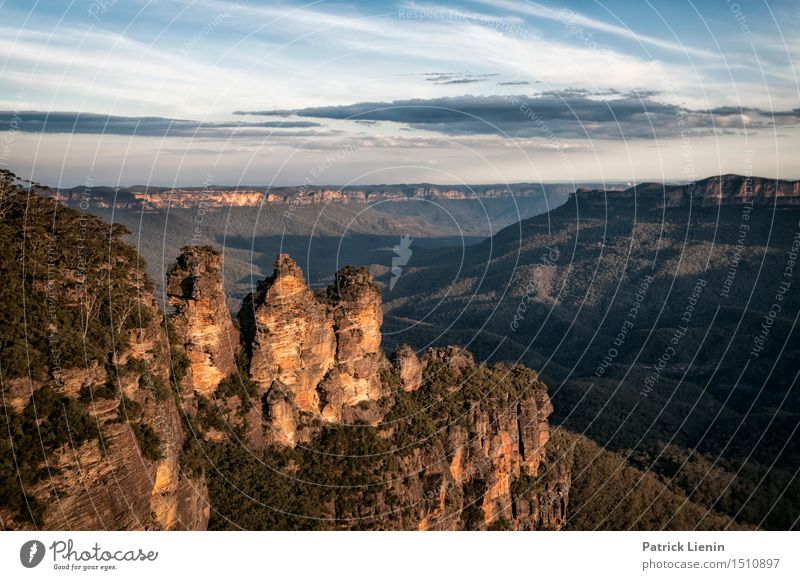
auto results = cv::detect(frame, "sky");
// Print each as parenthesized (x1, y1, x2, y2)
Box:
(0, 0, 798, 187)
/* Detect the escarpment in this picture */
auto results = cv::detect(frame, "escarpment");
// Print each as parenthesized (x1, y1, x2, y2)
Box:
(572, 174, 800, 209)
(0, 171, 209, 530)
(392, 354, 565, 531)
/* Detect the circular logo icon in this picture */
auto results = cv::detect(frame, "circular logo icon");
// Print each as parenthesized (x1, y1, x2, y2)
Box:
(20, 540, 46, 568)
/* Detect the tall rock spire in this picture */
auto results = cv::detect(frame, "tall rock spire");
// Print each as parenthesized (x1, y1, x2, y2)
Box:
(166, 245, 240, 397)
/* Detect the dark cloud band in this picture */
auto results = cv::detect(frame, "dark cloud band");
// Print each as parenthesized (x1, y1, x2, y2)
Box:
(237, 94, 800, 140)
(0, 111, 322, 138)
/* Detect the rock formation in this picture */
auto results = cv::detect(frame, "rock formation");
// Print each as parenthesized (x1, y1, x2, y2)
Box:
(318, 265, 386, 420)
(239, 255, 387, 443)
(0, 173, 209, 531)
(407, 354, 563, 530)
(241, 254, 335, 413)
(392, 345, 423, 392)
(218, 253, 565, 529)
(0, 169, 564, 531)
(166, 246, 239, 397)
(0, 295, 211, 531)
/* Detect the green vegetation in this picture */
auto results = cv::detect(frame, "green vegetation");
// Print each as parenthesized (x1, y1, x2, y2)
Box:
(195, 396, 229, 433)
(178, 417, 207, 479)
(201, 360, 549, 530)
(560, 429, 746, 531)
(0, 169, 153, 379)
(215, 352, 258, 402)
(143, 373, 171, 401)
(385, 361, 544, 449)
(204, 424, 398, 530)
(0, 387, 101, 523)
(626, 442, 800, 531)
(166, 321, 190, 386)
(131, 422, 163, 461)
(117, 394, 143, 422)
(460, 479, 487, 530)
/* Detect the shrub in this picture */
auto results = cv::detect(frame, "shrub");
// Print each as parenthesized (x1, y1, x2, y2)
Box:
(0, 386, 101, 523)
(131, 422, 163, 461)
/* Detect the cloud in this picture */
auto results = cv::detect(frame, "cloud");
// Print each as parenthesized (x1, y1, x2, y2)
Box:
(400, 2, 525, 27)
(474, 0, 717, 58)
(0, 111, 323, 138)
(437, 78, 483, 85)
(236, 93, 799, 140)
(419, 72, 500, 85)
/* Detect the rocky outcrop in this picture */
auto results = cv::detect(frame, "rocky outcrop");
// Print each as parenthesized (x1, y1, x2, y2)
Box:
(262, 383, 300, 447)
(240, 255, 387, 444)
(2, 302, 210, 531)
(392, 345, 422, 392)
(230, 256, 563, 529)
(166, 246, 239, 397)
(318, 266, 386, 421)
(422, 345, 475, 373)
(0, 173, 210, 531)
(407, 357, 559, 530)
(241, 254, 335, 415)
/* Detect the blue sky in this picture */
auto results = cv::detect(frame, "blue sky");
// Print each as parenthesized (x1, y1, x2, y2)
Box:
(1, 0, 798, 186)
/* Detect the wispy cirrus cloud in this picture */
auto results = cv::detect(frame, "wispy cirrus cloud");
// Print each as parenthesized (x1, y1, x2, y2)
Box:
(472, 0, 717, 57)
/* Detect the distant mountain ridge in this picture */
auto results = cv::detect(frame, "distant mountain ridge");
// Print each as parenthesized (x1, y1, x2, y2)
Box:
(54, 174, 798, 211)
(574, 174, 800, 207)
(56, 181, 619, 210)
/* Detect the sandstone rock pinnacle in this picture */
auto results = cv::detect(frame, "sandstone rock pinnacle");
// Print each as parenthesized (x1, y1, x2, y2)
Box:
(240, 255, 387, 443)
(167, 245, 240, 397)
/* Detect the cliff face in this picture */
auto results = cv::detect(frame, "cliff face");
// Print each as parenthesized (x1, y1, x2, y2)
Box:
(0, 284, 210, 531)
(239, 255, 386, 445)
(166, 246, 239, 397)
(573, 174, 800, 208)
(674, 174, 800, 206)
(44, 301, 211, 531)
(59, 182, 568, 210)
(0, 171, 209, 531)
(402, 353, 565, 531)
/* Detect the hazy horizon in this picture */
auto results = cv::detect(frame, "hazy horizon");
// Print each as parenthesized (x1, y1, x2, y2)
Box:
(45, 174, 796, 190)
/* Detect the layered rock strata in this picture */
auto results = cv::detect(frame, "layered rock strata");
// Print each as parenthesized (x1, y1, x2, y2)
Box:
(166, 246, 239, 397)
(407, 353, 563, 530)
(239, 255, 387, 444)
